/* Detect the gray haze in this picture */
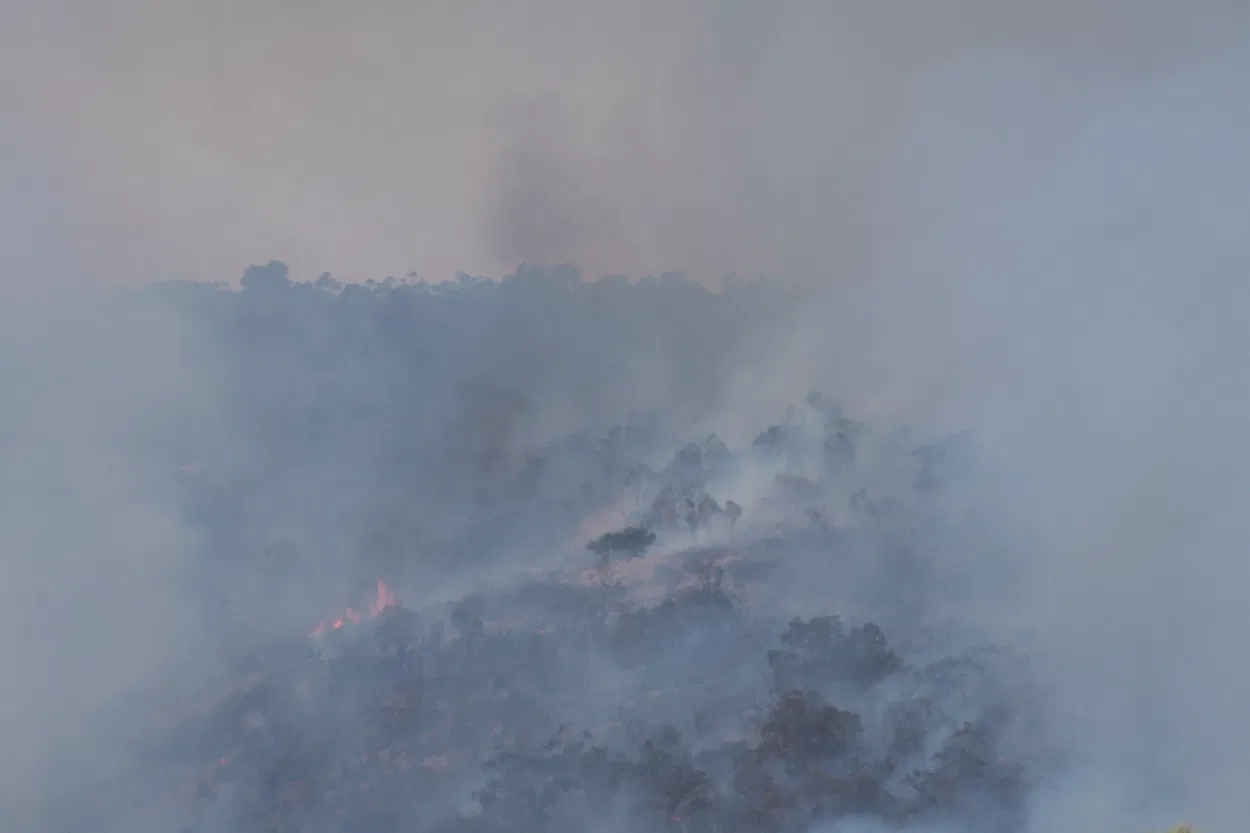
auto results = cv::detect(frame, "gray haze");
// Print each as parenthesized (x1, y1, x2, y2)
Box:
(0, 0, 1246, 283)
(1, 3, 1249, 832)
(840, 35, 1250, 832)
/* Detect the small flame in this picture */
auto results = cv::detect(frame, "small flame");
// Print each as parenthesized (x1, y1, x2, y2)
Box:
(369, 580, 398, 616)
(308, 580, 399, 639)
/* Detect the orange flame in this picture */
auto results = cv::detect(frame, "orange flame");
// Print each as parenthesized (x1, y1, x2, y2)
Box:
(370, 580, 398, 616)
(308, 580, 399, 639)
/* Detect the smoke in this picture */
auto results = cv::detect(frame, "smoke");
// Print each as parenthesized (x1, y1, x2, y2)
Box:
(0, 287, 224, 827)
(853, 31, 1250, 832)
(1, 3, 1248, 832)
(2, 0, 1246, 283)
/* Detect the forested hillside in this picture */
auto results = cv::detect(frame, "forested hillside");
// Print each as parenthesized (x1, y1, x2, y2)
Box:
(8, 264, 1203, 833)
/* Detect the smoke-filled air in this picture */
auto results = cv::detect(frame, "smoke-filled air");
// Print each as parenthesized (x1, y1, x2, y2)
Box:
(1, 3, 1248, 832)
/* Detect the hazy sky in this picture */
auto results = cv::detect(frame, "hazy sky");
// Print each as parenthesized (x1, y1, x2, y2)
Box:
(2, 0, 1246, 285)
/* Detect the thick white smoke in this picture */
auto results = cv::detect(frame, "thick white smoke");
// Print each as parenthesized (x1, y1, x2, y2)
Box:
(862, 32, 1250, 833)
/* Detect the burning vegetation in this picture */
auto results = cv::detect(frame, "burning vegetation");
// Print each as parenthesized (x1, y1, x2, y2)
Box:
(309, 581, 399, 639)
(157, 401, 1042, 829)
(36, 265, 1196, 833)
(176, 599, 1041, 833)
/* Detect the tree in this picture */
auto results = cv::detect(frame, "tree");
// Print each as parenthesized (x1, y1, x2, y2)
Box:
(724, 500, 742, 539)
(240, 260, 291, 293)
(587, 527, 656, 560)
(695, 496, 722, 530)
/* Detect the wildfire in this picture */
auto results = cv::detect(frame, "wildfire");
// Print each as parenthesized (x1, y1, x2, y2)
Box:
(369, 579, 398, 615)
(309, 580, 398, 638)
